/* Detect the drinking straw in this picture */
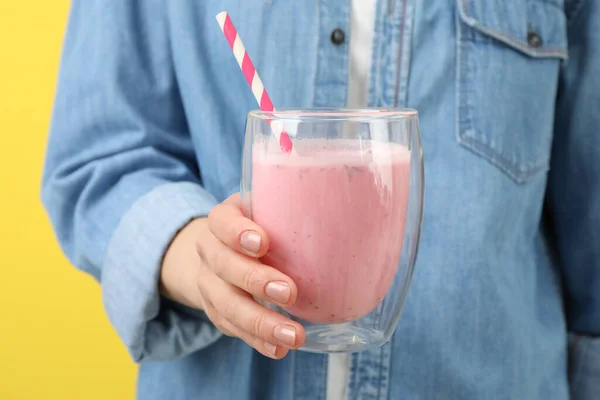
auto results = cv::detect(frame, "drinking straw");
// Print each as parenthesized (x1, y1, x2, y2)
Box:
(216, 11, 294, 154)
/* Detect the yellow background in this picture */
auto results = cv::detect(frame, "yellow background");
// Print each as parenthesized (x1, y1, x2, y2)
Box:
(0, 2, 137, 399)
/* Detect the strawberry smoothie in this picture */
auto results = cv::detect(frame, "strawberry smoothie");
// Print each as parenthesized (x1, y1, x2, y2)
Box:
(251, 139, 410, 324)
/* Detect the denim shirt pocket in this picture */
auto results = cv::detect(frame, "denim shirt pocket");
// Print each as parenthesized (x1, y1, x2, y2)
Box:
(456, 0, 568, 183)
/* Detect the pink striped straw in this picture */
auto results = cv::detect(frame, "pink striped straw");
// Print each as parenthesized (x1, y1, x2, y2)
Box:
(216, 11, 294, 155)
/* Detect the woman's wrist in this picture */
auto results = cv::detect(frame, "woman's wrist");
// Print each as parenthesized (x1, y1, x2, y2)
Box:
(159, 217, 208, 310)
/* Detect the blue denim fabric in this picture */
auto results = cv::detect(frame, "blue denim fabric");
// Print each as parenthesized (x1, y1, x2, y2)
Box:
(42, 0, 599, 398)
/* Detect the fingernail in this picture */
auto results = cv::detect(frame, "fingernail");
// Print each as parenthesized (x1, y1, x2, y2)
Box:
(264, 341, 277, 357)
(274, 325, 296, 347)
(265, 281, 290, 304)
(240, 231, 261, 254)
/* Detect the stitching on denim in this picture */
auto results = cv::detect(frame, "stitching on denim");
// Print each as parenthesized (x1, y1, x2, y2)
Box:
(339, 3, 350, 107)
(459, 134, 549, 182)
(455, 9, 464, 152)
(393, 0, 407, 107)
(397, 2, 415, 108)
(369, 0, 386, 106)
(462, 130, 551, 171)
(310, 0, 321, 106)
(458, 0, 568, 59)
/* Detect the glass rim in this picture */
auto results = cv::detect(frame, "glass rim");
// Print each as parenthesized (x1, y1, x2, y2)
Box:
(248, 107, 418, 121)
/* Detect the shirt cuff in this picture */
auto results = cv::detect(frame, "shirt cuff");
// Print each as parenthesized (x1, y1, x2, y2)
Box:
(101, 181, 223, 362)
(569, 333, 600, 399)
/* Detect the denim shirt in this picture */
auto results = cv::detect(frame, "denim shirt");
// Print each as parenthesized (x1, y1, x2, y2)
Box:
(42, 0, 600, 399)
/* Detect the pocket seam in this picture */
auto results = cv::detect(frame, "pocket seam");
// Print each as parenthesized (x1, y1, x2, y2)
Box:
(457, 130, 550, 183)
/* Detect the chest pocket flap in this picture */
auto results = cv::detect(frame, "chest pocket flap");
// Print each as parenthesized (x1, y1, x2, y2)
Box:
(457, 0, 568, 59)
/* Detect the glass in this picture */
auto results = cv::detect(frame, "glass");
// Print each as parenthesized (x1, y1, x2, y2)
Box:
(241, 108, 424, 353)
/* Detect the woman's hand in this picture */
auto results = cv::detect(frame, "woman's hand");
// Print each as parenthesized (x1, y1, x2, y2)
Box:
(160, 193, 305, 359)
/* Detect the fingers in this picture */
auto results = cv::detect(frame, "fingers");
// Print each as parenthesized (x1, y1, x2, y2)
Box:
(208, 193, 270, 258)
(199, 274, 305, 352)
(216, 318, 289, 359)
(217, 289, 305, 350)
(198, 192, 306, 360)
(196, 232, 297, 307)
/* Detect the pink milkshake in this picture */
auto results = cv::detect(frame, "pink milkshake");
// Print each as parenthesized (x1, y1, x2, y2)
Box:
(252, 139, 411, 324)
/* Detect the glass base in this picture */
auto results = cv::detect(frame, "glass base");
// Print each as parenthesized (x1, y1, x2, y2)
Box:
(258, 300, 393, 353)
(298, 322, 388, 353)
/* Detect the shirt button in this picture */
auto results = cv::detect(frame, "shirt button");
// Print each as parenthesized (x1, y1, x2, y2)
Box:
(330, 28, 346, 46)
(527, 31, 542, 48)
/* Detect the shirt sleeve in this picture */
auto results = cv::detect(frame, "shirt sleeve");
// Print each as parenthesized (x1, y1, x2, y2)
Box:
(41, 0, 222, 362)
(549, 1, 600, 397)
